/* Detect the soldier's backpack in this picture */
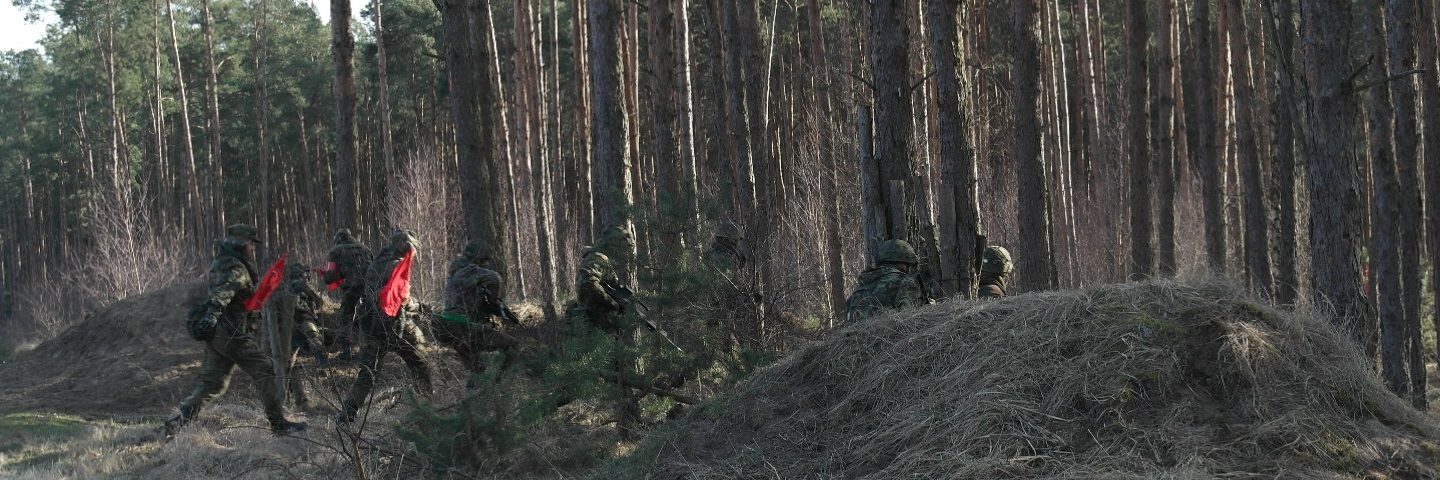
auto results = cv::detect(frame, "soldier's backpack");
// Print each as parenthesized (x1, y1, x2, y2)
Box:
(330, 243, 373, 286)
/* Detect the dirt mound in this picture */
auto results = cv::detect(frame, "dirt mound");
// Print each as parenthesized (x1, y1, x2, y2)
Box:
(626, 279, 1440, 479)
(0, 283, 204, 417)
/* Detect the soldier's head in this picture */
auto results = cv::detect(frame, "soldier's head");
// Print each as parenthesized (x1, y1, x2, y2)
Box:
(286, 261, 310, 280)
(461, 240, 494, 267)
(334, 228, 356, 245)
(876, 239, 919, 272)
(981, 245, 1013, 275)
(390, 229, 420, 254)
(225, 223, 262, 256)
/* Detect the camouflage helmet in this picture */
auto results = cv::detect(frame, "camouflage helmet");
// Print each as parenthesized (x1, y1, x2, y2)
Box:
(226, 223, 263, 244)
(334, 228, 356, 244)
(390, 229, 420, 251)
(461, 240, 492, 263)
(981, 245, 1013, 274)
(876, 239, 919, 266)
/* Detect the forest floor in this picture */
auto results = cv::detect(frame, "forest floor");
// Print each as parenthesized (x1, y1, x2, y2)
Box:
(4, 279, 1440, 479)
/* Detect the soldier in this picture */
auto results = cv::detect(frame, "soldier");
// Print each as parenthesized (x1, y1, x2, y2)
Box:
(844, 239, 926, 322)
(566, 225, 644, 438)
(165, 224, 306, 436)
(705, 221, 748, 270)
(435, 241, 521, 374)
(324, 228, 372, 361)
(337, 229, 434, 424)
(284, 261, 327, 409)
(977, 245, 1013, 298)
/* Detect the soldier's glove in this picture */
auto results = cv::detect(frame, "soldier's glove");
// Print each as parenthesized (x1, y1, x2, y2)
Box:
(187, 310, 220, 342)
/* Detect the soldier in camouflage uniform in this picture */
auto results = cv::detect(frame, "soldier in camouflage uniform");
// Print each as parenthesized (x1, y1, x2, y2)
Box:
(324, 228, 372, 361)
(977, 245, 1013, 298)
(165, 224, 307, 436)
(704, 221, 748, 270)
(284, 261, 327, 409)
(844, 239, 926, 322)
(337, 229, 434, 424)
(566, 225, 645, 438)
(435, 241, 520, 374)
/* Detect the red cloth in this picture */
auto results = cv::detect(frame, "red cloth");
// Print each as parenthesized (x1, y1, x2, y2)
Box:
(378, 250, 413, 317)
(244, 254, 287, 312)
(321, 261, 342, 291)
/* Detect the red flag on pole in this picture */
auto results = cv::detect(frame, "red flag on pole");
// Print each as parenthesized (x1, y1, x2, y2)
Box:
(244, 254, 287, 312)
(378, 250, 414, 317)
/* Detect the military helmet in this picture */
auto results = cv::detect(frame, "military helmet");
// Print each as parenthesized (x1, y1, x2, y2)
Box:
(226, 223, 263, 244)
(334, 228, 356, 244)
(981, 245, 1013, 274)
(876, 239, 919, 266)
(461, 240, 492, 263)
(390, 229, 420, 250)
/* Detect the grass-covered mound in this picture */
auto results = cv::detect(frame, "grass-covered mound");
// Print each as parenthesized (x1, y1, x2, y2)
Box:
(615, 279, 1440, 479)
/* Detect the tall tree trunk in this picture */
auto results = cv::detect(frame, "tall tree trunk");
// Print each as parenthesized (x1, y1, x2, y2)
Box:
(1271, 0, 1300, 304)
(1013, 0, 1058, 291)
(721, 1, 757, 226)
(1226, 0, 1272, 294)
(649, 0, 683, 255)
(441, 0, 506, 277)
(200, 0, 224, 230)
(332, 0, 358, 232)
(1193, 0, 1225, 272)
(374, 0, 396, 215)
(1156, 0, 1178, 275)
(1073, 0, 1099, 194)
(1126, 0, 1153, 277)
(1363, 0, 1408, 396)
(1419, 0, 1440, 373)
(1385, 0, 1425, 408)
(869, 0, 914, 244)
(588, 0, 631, 236)
(1302, 0, 1375, 360)
(164, 0, 202, 244)
(805, 0, 847, 320)
(929, 0, 978, 297)
(254, 0, 272, 239)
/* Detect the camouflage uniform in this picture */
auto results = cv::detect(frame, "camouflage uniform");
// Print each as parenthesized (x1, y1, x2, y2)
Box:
(436, 252, 520, 374)
(324, 229, 372, 360)
(845, 239, 926, 322)
(977, 245, 1013, 299)
(704, 221, 748, 270)
(167, 224, 305, 436)
(339, 229, 433, 423)
(284, 262, 327, 408)
(566, 226, 643, 438)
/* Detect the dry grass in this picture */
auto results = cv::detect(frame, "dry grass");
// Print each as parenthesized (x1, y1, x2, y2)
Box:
(622, 277, 1440, 479)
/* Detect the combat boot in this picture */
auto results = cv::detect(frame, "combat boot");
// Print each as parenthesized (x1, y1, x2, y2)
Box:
(162, 405, 198, 437)
(270, 417, 307, 435)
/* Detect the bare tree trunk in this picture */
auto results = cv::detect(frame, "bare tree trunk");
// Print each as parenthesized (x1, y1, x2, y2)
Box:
(929, 0, 978, 297)
(721, 1, 757, 226)
(588, 0, 631, 236)
(1074, 0, 1100, 194)
(870, 0, 919, 256)
(1302, 0, 1375, 360)
(254, 0, 272, 238)
(441, 0, 507, 277)
(200, 0, 224, 230)
(804, 0, 846, 321)
(649, 0, 683, 255)
(1270, 0, 1301, 304)
(1156, 0, 1178, 275)
(858, 105, 883, 262)
(1013, 0, 1058, 291)
(1385, 0, 1425, 408)
(1418, 0, 1440, 374)
(1193, 0, 1225, 272)
(1363, 0, 1408, 396)
(1225, 0, 1272, 294)
(1126, 0, 1153, 277)
(374, 0, 396, 214)
(162, 0, 202, 244)
(332, 0, 358, 232)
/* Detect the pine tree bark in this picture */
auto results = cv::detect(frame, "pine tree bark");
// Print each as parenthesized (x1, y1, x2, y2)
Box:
(648, 0, 683, 255)
(1189, 0, 1226, 273)
(374, 0, 396, 210)
(1271, 0, 1301, 304)
(1420, 0, 1440, 373)
(870, 0, 913, 244)
(588, 0, 631, 235)
(1385, 0, 1424, 407)
(805, 0, 846, 321)
(1225, 0, 1272, 294)
(441, 0, 506, 276)
(163, 0, 202, 244)
(1302, 0, 1376, 360)
(1013, 0, 1057, 291)
(332, 0, 358, 232)
(200, 0, 224, 230)
(929, 0, 978, 296)
(1156, 0, 1178, 275)
(1363, 0, 1406, 395)
(1126, 0, 1153, 277)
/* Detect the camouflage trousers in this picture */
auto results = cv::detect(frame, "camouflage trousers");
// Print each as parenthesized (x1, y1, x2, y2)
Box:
(178, 326, 285, 422)
(341, 315, 433, 417)
(334, 287, 364, 357)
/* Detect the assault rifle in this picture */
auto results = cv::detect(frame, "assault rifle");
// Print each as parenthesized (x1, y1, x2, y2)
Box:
(599, 279, 686, 353)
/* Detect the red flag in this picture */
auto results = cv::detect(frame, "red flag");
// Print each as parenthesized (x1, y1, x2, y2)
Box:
(244, 254, 288, 312)
(320, 261, 343, 291)
(378, 250, 414, 317)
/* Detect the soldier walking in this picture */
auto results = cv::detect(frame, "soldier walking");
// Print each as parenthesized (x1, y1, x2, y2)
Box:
(337, 229, 434, 424)
(164, 224, 307, 436)
(323, 228, 371, 361)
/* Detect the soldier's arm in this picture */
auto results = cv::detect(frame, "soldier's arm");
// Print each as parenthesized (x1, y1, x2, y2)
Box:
(204, 261, 250, 312)
(578, 274, 623, 312)
(894, 275, 926, 309)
